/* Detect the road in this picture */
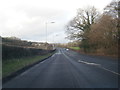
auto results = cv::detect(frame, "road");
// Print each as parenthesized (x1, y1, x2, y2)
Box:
(3, 48, 119, 88)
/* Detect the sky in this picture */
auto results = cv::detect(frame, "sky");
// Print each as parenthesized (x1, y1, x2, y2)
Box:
(0, 0, 112, 43)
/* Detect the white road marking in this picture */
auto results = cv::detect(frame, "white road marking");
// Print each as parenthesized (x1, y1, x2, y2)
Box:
(34, 64, 40, 67)
(62, 50, 73, 61)
(78, 60, 101, 66)
(52, 54, 55, 57)
(41, 60, 46, 63)
(100, 67, 120, 76)
(55, 53, 61, 55)
(20, 69, 31, 76)
(62, 49, 120, 76)
(78, 60, 120, 76)
(55, 50, 62, 55)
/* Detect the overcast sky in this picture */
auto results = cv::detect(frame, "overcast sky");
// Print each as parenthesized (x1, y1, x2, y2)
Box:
(0, 0, 112, 43)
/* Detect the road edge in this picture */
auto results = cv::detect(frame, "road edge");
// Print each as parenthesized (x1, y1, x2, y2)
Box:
(2, 51, 56, 84)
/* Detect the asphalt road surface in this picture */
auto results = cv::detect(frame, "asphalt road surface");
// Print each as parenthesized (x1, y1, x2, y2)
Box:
(3, 48, 119, 88)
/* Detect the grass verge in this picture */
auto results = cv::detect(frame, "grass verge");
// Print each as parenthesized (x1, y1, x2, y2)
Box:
(3, 52, 55, 78)
(69, 47, 80, 50)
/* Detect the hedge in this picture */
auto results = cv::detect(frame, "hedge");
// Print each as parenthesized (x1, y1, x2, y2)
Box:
(2, 44, 54, 60)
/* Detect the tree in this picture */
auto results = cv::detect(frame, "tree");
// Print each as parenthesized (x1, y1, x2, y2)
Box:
(104, 0, 119, 18)
(66, 40, 80, 47)
(66, 6, 99, 40)
(88, 14, 118, 54)
(103, 0, 119, 55)
(7, 36, 21, 40)
(89, 15, 118, 45)
(66, 6, 100, 52)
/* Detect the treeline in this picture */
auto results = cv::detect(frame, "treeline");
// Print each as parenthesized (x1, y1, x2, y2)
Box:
(2, 36, 53, 49)
(66, 0, 119, 56)
(2, 37, 34, 47)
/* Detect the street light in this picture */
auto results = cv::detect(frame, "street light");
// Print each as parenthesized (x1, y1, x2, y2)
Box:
(45, 22, 55, 43)
(45, 21, 55, 50)
(52, 34, 58, 50)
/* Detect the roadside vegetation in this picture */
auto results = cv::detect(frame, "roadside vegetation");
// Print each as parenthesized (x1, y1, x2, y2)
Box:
(66, 0, 119, 57)
(3, 52, 55, 78)
(2, 44, 52, 60)
(2, 37, 56, 78)
(69, 47, 80, 50)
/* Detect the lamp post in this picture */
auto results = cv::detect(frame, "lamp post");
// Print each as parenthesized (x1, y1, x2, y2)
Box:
(45, 21, 55, 50)
(52, 33, 55, 50)
(45, 22, 55, 43)
(52, 34, 58, 50)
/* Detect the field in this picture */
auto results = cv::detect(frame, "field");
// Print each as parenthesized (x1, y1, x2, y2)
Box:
(69, 47, 80, 50)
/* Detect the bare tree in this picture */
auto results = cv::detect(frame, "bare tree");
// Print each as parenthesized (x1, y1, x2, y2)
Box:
(66, 6, 100, 40)
(66, 3, 119, 55)
(104, 0, 120, 51)
(65, 6, 100, 52)
(88, 15, 118, 54)
(104, 0, 119, 18)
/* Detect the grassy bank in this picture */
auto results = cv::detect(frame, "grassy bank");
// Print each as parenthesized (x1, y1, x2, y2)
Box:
(69, 47, 80, 50)
(3, 52, 55, 78)
(69, 46, 117, 58)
